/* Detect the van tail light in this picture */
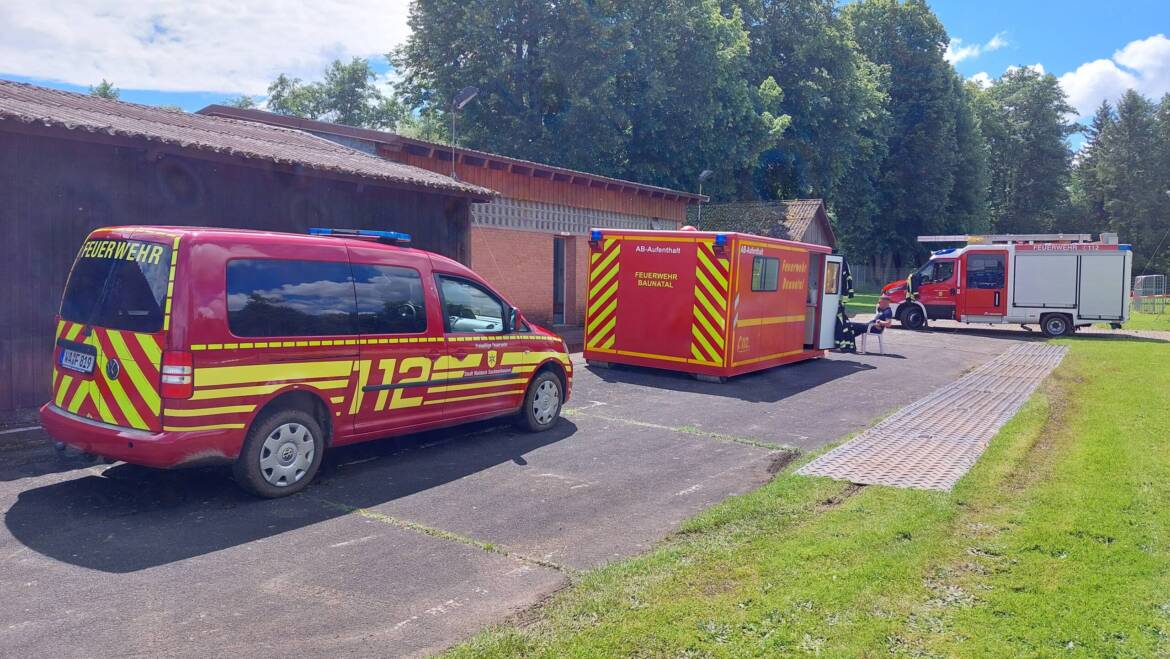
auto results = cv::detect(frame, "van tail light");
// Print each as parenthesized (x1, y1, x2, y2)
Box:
(160, 350, 194, 399)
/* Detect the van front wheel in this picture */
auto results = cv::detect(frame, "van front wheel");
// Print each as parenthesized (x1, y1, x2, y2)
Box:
(517, 371, 563, 432)
(233, 408, 324, 498)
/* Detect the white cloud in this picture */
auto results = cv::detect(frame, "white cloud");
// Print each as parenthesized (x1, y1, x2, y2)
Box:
(1005, 63, 1046, 75)
(970, 72, 993, 88)
(946, 32, 1009, 65)
(1058, 34, 1170, 118)
(0, 0, 413, 95)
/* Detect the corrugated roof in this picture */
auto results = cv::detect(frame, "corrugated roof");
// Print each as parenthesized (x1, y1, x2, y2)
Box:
(693, 199, 833, 244)
(0, 79, 493, 199)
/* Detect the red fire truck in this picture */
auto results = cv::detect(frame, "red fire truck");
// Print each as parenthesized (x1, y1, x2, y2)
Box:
(583, 228, 846, 381)
(881, 233, 1132, 337)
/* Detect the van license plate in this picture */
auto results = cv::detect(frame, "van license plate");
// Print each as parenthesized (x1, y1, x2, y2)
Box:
(60, 348, 96, 375)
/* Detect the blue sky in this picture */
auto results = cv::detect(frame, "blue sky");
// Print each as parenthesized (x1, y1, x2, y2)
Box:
(1, 0, 1167, 124)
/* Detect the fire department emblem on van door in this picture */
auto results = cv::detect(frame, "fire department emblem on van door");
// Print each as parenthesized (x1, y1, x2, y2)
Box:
(105, 358, 121, 379)
(487, 350, 498, 368)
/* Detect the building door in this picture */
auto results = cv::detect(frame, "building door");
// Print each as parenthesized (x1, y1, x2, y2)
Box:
(553, 236, 566, 324)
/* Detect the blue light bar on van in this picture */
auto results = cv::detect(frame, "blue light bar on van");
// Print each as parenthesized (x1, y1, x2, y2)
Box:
(309, 227, 412, 243)
(714, 234, 728, 247)
(590, 230, 603, 242)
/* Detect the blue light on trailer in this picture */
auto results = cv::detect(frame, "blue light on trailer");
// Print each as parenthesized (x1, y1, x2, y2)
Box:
(590, 230, 603, 242)
(714, 234, 728, 247)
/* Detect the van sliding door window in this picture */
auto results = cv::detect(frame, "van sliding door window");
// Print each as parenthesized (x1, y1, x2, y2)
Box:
(226, 259, 357, 337)
(352, 265, 427, 334)
(751, 256, 779, 292)
(437, 276, 505, 333)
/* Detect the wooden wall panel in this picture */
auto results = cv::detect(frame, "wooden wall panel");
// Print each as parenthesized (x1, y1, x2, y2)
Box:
(0, 128, 471, 412)
(384, 147, 692, 222)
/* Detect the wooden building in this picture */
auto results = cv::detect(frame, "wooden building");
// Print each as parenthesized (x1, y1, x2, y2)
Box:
(691, 199, 837, 249)
(0, 80, 491, 411)
(199, 106, 705, 329)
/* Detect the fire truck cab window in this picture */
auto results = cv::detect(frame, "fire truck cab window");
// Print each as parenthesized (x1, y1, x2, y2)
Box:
(916, 260, 955, 283)
(352, 264, 427, 335)
(751, 256, 779, 292)
(966, 254, 1006, 289)
(226, 259, 357, 337)
(438, 276, 505, 333)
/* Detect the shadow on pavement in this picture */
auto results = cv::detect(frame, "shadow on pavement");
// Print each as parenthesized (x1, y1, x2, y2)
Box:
(584, 357, 875, 404)
(904, 324, 1168, 343)
(5, 419, 576, 573)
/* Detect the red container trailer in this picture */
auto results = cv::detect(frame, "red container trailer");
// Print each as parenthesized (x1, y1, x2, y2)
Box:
(584, 228, 846, 381)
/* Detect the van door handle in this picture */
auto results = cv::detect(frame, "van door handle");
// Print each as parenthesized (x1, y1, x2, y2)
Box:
(994, 292, 1001, 306)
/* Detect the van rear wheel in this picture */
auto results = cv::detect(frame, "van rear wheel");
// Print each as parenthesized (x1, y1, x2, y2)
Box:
(233, 408, 324, 498)
(517, 371, 563, 432)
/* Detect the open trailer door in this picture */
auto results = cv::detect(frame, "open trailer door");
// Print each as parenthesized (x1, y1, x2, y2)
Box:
(817, 255, 844, 350)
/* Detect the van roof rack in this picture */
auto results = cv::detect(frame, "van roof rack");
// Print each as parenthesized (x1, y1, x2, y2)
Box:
(308, 227, 412, 245)
(918, 233, 1094, 245)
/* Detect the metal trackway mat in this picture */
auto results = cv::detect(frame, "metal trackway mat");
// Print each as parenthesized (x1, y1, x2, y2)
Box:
(795, 343, 1068, 491)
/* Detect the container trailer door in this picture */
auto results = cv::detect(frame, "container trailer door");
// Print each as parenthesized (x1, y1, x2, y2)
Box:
(817, 255, 844, 349)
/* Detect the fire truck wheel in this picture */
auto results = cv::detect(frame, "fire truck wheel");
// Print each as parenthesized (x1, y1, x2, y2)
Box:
(233, 408, 324, 498)
(1041, 314, 1073, 338)
(517, 371, 563, 432)
(900, 305, 927, 330)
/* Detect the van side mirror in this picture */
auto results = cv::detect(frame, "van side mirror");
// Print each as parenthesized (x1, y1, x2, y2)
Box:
(507, 307, 520, 332)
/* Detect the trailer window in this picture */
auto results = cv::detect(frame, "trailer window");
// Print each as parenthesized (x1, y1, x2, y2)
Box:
(751, 257, 779, 292)
(825, 262, 841, 295)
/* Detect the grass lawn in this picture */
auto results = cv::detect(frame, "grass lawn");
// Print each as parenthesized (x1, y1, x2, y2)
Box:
(449, 336, 1170, 657)
(1119, 308, 1170, 332)
(844, 292, 881, 315)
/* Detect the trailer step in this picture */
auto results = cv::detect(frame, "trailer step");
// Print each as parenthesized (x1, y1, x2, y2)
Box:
(795, 343, 1068, 491)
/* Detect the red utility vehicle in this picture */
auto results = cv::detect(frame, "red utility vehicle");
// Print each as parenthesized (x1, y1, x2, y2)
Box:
(881, 233, 1132, 337)
(583, 228, 846, 381)
(40, 226, 572, 497)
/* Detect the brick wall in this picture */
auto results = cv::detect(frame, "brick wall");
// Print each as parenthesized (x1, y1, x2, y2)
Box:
(470, 226, 588, 327)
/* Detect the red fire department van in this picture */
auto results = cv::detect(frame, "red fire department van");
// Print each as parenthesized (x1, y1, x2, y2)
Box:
(881, 233, 1132, 337)
(583, 228, 845, 380)
(40, 226, 572, 497)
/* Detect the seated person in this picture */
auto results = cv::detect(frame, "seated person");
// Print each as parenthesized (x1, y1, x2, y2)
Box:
(849, 296, 894, 353)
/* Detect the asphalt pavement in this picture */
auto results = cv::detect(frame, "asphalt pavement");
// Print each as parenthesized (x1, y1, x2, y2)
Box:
(0, 328, 1024, 657)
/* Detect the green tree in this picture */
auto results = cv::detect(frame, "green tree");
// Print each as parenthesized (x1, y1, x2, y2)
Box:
(1098, 90, 1167, 274)
(842, 0, 964, 264)
(393, 0, 786, 197)
(89, 79, 120, 100)
(974, 67, 1075, 233)
(224, 94, 258, 109)
(1068, 100, 1115, 233)
(266, 58, 403, 129)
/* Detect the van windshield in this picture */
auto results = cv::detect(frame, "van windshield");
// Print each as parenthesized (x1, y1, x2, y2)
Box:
(60, 237, 173, 333)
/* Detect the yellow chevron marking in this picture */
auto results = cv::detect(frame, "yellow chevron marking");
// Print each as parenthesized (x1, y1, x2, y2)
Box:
(588, 316, 616, 347)
(696, 249, 728, 289)
(589, 264, 619, 298)
(108, 331, 160, 415)
(373, 358, 397, 412)
(55, 374, 74, 406)
(134, 332, 162, 365)
(590, 247, 620, 280)
(422, 388, 525, 406)
(692, 307, 725, 349)
(165, 404, 256, 417)
(587, 280, 618, 315)
(194, 361, 354, 387)
(735, 315, 805, 328)
(163, 423, 246, 432)
(691, 326, 720, 363)
(586, 298, 618, 333)
(695, 267, 724, 309)
(64, 322, 83, 342)
(67, 380, 89, 413)
(693, 287, 723, 330)
(190, 379, 351, 401)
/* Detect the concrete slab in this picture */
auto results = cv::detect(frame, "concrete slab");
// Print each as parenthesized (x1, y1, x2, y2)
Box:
(573, 328, 1025, 450)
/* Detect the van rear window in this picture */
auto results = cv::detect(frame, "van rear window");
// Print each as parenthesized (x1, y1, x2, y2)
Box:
(227, 259, 357, 337)
(60, 238, 173, 333)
